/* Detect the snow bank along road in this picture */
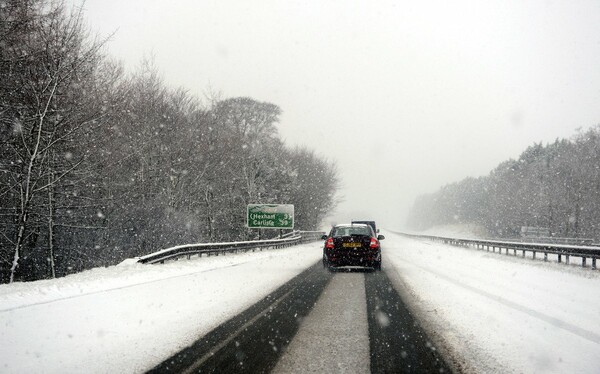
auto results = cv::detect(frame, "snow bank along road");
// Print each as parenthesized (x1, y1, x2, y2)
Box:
(1, 231, 599, 373)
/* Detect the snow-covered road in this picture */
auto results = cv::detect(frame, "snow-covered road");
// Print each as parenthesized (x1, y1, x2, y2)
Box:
(273, 272, 371, 373)
(1, 232, 599, 373)
(383, 231, 600, 373)
(0, 244, 322, 373)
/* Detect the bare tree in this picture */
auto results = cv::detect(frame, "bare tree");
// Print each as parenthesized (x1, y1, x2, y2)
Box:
(1, 0, 110, 282)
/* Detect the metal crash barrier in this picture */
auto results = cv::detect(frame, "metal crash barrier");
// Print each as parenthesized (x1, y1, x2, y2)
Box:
(137, 230, 325, 264)
(394, 231, 600, 270)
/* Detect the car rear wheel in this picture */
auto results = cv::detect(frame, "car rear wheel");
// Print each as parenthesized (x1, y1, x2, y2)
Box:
(374, 259, 382, 271)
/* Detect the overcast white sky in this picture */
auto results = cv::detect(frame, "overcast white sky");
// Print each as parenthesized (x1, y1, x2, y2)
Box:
(74, 0, 600, 230)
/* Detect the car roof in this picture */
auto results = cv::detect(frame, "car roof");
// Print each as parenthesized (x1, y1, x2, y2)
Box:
(334, 223, 369, 228)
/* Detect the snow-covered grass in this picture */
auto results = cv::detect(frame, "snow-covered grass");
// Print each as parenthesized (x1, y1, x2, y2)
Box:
(0, 243, 322, 373)
(382, 230, 600, 374)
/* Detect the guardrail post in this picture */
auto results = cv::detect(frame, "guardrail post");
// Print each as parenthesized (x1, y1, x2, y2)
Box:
(593, 258, 597, 270)
(582, 257, 586, 268)
(558, 254, 562, 263)
(532, 251, 536, 260)
(544, 252, 548, 262)
(566, 255, 570, 264)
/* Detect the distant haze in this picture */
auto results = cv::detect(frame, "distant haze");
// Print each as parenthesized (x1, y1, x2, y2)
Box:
(74, 0, 600, 230)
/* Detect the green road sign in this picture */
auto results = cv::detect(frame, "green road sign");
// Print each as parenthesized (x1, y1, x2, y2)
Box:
(247, 204, 294, 229)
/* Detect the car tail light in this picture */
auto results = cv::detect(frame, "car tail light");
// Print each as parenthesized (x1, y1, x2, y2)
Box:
(370, 237, 379, 249)
(325, 238, 335, 249)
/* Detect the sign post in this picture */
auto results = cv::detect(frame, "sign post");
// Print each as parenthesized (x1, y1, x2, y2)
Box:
(247, 204, 294, 229)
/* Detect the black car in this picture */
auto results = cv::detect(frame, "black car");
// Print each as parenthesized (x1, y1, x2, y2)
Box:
(321, 223, 384, 271)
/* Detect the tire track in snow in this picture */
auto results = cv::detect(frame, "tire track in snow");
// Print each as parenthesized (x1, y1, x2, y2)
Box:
(366, 269, 451, 373)
(148, 262, 331, 373)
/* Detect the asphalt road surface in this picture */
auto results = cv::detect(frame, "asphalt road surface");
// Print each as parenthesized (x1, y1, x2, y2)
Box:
(148, 263, 451, 373)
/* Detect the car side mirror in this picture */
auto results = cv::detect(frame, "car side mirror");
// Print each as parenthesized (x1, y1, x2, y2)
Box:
(377, 235, 385, 240)
(321, 235, 328, 240)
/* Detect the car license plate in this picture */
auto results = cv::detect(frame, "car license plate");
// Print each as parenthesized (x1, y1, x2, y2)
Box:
(342, 242, 361, 248)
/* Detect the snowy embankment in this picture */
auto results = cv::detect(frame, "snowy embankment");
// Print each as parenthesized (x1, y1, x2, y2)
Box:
(0, 243, 322, 373)
(413, 223, 490, 239)
(383, 230, 600, 374)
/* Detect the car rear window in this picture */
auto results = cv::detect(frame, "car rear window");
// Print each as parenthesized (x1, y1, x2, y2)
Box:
(332, 226, 371, 237)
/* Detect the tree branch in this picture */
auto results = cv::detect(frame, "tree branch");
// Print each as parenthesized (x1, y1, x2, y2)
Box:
(33, 158, 84, 192)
